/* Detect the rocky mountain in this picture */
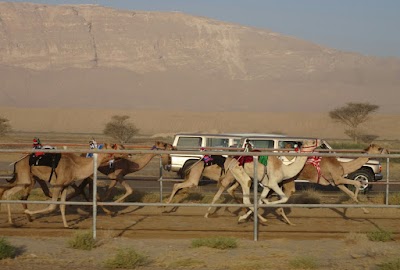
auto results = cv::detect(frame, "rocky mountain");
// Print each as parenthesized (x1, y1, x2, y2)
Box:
(1, 2, 399, 113)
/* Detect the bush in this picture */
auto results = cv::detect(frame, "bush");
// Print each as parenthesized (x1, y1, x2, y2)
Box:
(67, 231, 97, 250)
(288, 255, 319, 269)
(103, 248, 150, 269)
(367, 229, 393, 242)
(0, 237, 17, 260)
(377, 258, 400, 270)
(191, 237, 237, 249)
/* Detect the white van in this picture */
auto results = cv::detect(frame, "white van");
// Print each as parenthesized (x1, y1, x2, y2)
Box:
(168, 133, 244, 178)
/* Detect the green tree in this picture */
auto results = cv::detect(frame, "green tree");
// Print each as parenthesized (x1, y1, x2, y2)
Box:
(0, 116, 12, 136)
(103, 115, 139, 143)
(329, 102, 379, 143)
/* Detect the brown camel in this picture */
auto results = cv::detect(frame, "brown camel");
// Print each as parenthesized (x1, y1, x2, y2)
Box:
(295, 143, 389, 210)
(2, 145, 113, 227)
(68, 141, 174, 213)
(237, 143, 388, 222)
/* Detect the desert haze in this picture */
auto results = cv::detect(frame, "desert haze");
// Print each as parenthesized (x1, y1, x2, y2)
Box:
(0, 2, 399, 140)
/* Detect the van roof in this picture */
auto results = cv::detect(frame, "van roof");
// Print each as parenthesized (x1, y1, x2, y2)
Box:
(241, 135, 320, 140)
(174, 133, 286, 138)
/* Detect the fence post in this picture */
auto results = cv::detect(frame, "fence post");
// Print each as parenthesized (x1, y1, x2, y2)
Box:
(386, 157, 390, 205)
(159, 155, 163, 202)
(92, 153, 98, 240)
(253, 156, 258, 241)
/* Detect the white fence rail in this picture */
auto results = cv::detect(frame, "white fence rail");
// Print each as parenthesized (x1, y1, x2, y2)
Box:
(1, 147, 400, 241)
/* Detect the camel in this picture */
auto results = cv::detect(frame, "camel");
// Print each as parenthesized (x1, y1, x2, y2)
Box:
(1, 144, 113, 227)
(67, 141, 174, 213)
(165, 139, 319, 224)
(235, 143, 388, 222)
(294, 143, 389, 211)
(214, 139, 321, 223)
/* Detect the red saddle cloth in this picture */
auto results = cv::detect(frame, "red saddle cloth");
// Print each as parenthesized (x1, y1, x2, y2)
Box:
(234, 150, 261, 166)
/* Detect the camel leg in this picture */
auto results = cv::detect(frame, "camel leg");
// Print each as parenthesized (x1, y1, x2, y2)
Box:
(276, 180, 296, 226)
(114, 179, 133, 203)
(3, 185, 27, 224)
(229, 164, 268, 223)
(261, 182, 289, 205)
(238, 185, 270, 223)
(25, 185, 63, 220)
(102, 179, 118, 202)
(67, 178, 90, 201)
(205, 174, 236, 218)
(336, 183, 369, 214)
(167, 168, 204, 203)
(35, 177, 52, 198)
(60, 187, 69, 228)
(227, 181, 241, 202)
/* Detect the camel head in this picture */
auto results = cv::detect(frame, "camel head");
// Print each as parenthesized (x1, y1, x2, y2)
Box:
(153, 141, 174, 166)
(300, 139, 322, 153)
(109, 143, 131, 159)
(364, 144, 389, 155)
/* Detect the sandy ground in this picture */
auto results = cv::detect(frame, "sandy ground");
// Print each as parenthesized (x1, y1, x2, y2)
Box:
(0, 200, 399, 270)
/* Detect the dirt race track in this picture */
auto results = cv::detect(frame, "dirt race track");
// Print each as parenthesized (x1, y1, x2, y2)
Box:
(1, 201, 400, 270)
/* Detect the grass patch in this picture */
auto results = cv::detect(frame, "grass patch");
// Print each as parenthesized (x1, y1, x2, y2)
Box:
(0, 237, 17, 260)
(103, 248, 150, 269)
(67, 230, 97, 250)
(165, 258, 205, 269)
(288, 255, 319, 269)
(388, 192, 400, 205)
(28, 188, 49, 201)
(366, 229, 393, 242)
(377, 257, 400, 270)
(191, 237, 237, 250)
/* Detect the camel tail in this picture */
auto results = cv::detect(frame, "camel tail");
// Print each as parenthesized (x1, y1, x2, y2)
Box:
(6, 162, 18, 184)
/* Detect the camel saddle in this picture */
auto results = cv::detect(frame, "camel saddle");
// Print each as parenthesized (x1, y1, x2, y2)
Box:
(29, 150, 62, 182)
(202, 155, 226, 168)
(29, 152, 61, 168)
(234, 150, 268, 166)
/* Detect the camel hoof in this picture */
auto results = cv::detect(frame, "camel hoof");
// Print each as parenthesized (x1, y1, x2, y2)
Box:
(237, 217, 248, 223)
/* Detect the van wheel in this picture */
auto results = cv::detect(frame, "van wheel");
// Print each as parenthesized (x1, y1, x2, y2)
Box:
(179, 160, 198, 179)
(347, 168, 374, 192)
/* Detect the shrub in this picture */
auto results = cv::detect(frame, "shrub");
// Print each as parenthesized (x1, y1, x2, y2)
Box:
(191, 237, 237, 249)
(367, 229, 393, 242)
(0, 237, 17, 260)
(377, 257, 400, 270)
(103, 248, 150, 269)
(67, 231, 97, 250)
(289, 255, 319, 269)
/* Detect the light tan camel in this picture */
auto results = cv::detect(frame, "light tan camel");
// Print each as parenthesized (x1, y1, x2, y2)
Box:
(2, 145, 113, 227)
(236, 143, 388, 222)
(67, 141, 173, 213)
(164, 150, 306, 225)
(220, 139, 321, 223)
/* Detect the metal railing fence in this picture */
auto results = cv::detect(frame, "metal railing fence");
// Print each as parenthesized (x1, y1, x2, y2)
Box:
(1, 147, 400, 241)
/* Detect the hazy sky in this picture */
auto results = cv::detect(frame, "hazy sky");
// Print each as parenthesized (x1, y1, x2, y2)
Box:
(10, 0, 400, 58)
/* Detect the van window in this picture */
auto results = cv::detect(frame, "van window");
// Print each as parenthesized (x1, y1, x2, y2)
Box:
(207, 138, 229, 147)
(251, 140, 274, 149)
(278, 140, 302, 149)
(177, 137, 201, 148)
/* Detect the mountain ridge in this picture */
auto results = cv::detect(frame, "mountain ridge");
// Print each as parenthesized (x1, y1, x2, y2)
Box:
(0, 2, 399, 115)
